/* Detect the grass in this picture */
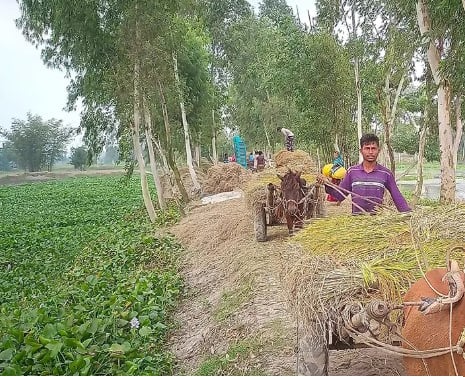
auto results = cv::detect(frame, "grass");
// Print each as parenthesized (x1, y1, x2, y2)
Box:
(195, 338, 265, 376)
(213, 279, 254, 322)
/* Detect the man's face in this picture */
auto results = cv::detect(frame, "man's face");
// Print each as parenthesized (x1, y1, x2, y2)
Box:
(360, 142, 379, 162)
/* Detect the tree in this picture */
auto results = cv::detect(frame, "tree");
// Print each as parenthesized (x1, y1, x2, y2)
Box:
(1, 113, 73, 172)
(70, 146, 88, 170)
(0, 142, 16, 171)
(415, 0, 464, 203)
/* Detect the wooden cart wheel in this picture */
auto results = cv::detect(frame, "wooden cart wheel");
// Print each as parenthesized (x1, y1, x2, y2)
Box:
(315, 185, 326, 218)
(254, 204, 267, 242)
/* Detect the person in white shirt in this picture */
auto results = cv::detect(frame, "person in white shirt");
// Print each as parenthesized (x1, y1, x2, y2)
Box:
(277, 127, 295, 151)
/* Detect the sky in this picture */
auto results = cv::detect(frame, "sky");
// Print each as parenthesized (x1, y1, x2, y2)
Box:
(0, 1, 81, 132)
(0, 0, 315, 136)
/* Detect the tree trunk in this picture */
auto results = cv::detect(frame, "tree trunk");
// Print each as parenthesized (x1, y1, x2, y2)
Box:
(153, 135, 180, 198)
(172, 52, 201, 192)
(453, 96, 463, 168)
(143, 97, 166, 210)
(157, 80, 189, 203)
(437, 83, 456, 203)
(133, 60, 157, 222)
(416, 0, 456, 204)
(194, 142, 201, 167)
(382, 72, 405, 173)
(211, 109, 218, 163)
(351, 7, 362, 163)
(264, 91, 273, 151)
(412, 114, 426, 206)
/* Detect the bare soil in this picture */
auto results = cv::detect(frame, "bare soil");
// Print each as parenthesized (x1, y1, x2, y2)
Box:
(167, 197, 405, 375)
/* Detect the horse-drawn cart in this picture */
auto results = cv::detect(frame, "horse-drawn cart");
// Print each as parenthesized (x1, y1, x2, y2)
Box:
(253, 171, 326, 242)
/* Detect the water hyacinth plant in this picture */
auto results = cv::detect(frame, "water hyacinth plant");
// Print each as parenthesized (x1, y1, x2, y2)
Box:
(0, 176, 183, 375)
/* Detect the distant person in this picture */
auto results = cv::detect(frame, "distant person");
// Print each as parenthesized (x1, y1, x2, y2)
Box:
(277, 127, 295, 152)
(248, 152, 255, 170)
(256, 151, 266, 172)
(223, 153, 228, 163)
(317, 133, 411, 214)
(327, 149, 345, 203)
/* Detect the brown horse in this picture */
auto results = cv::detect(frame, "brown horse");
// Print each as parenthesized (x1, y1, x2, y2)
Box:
(278, 171, 307, 235)
(402, 267, 465, 375)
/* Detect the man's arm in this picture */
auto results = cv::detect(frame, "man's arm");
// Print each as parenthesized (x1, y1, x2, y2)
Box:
(385, 173, 411, 212)
(323, 172, 351, 202)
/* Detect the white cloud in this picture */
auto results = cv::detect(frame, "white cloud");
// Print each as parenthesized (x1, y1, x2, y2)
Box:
(0, 1, 81, 132)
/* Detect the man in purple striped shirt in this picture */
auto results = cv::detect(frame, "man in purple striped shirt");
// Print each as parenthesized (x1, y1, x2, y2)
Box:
(317, 134, 411, 214)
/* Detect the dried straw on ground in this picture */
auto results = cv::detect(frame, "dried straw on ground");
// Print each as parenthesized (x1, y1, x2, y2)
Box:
(284, 204, 465, 337)
(274, 149, 319, 174)
(202, 162, 252, 195)
(161, 167, 207, 200)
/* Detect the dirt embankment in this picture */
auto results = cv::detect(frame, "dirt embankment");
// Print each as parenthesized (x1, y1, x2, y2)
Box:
(167, 197, 405, 375)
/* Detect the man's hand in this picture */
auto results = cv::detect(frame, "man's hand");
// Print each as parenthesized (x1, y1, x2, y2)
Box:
(316, 173, 329, 185)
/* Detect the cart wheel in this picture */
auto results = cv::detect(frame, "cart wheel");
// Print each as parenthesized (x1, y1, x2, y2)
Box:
(298, 328, 329, 375)
(254, 205, 267, 242)
(315, 186, 326, 218)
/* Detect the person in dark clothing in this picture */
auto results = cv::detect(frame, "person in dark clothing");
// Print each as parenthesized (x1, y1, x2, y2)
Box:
(256, 151, 266, 172)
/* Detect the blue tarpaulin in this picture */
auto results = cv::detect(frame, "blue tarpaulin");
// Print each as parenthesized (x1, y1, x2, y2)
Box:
(232, 135, 247, 168)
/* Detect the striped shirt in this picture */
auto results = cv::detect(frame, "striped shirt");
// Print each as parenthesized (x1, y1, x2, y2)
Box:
(325, 163, 411, 214)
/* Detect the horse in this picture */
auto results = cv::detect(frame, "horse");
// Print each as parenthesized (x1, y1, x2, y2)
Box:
(277, 170, 307, 235)
(402, 266, 465, 375)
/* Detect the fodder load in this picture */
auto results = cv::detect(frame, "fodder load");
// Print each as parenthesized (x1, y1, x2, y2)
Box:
(284, 204, 465, 338)
(202, 162, 252, 195)
(274, 149, 318, 174)
(242, 169, 317, 212)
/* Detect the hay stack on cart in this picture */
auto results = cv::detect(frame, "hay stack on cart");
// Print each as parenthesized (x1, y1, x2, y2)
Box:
(283, 204, 465, 373)
(243, 149, 325, 241)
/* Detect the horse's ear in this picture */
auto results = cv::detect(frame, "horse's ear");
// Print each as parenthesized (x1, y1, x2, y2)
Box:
(277, 174, 283, 181)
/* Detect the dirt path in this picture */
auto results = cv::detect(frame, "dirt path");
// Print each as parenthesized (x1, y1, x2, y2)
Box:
(168, 197, 405, 375)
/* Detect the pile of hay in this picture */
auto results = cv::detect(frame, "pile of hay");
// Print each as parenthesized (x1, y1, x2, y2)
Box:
(284, 204, 465, 337)
(243, 149, 319, 212)
(242, 169, 318, 212)
(160, 167, 207, 200)
(274, 149, 318, 174)
(202, 162, 252, 195)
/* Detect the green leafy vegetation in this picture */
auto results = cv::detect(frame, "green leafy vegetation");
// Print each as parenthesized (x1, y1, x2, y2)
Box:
(0, 176, 182, 375)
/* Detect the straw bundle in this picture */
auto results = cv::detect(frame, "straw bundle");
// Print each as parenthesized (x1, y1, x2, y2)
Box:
(242, 169, 317, 211)
(274, 149, 318, 174)
(285, 204, 465, 336)
(202, 162, 252, 195)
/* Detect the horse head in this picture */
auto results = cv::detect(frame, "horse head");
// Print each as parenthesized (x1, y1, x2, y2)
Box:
(278, 170, 305, 216)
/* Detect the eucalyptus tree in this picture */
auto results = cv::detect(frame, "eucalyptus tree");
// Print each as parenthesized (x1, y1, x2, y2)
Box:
(317, 0, 365, 160)
(17, 0, 214, 218)
(364, 1, 419, 173)
(414, 0, 464, 203)
(200, 0, 252, 162)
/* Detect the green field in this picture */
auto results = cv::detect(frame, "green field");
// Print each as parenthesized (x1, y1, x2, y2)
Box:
(0, 176, 182, 375)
